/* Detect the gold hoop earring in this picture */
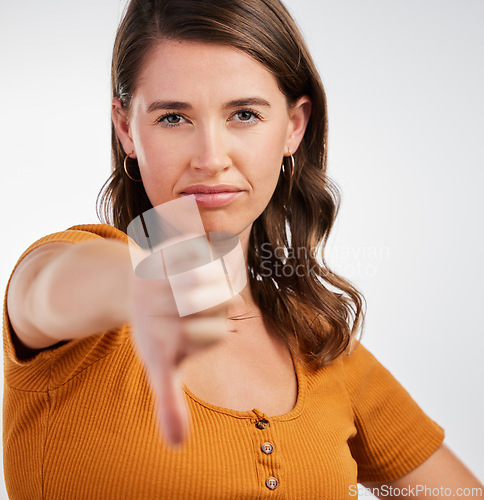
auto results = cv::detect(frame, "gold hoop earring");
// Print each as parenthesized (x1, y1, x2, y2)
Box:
(124, 152, 142, 182)
(281, 154, 295, 180)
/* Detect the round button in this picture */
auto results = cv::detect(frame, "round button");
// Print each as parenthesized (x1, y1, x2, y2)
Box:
(256, 419, 270, 430)
(266, 477, 279, 490)
(261, 442, 274, 454)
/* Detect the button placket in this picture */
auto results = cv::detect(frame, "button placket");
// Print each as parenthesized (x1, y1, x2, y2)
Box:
(250, 412, 282, 494)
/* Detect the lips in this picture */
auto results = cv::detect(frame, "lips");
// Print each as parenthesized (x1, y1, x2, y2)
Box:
(180, 184, 244, 208)
(181, 184, 243, 195)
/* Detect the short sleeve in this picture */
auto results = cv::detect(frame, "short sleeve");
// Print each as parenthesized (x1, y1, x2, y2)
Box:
(342, 343, 445, 483)
(2, 224, 130, 391)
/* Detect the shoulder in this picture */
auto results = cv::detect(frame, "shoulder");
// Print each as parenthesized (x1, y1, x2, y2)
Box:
(14, 223, 128, 264)
(67, 223, 128, 242)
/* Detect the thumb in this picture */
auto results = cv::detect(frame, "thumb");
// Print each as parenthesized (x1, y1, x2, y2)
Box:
(149, 358, 191, 448)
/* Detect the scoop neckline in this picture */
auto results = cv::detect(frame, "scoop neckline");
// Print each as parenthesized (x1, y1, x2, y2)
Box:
(182, 349, 306, 421)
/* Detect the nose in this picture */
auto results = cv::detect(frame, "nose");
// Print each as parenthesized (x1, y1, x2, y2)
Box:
(189, 124, 231, 174)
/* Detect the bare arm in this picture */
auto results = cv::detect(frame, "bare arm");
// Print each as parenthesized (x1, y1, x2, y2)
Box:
(7, 239, 132, 351)
(363, 443, 483, 499)
(6, 237, 229, 447)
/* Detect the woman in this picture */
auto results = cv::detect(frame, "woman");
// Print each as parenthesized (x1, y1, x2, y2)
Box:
(3, 0, 482, 498)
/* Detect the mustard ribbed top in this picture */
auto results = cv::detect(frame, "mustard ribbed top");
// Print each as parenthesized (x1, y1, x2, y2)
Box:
(3, 224, 445, 499)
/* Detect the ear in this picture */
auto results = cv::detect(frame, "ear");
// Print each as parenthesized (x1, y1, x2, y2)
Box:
(112, 97, 136, 158)
(285, 95, 312, 155)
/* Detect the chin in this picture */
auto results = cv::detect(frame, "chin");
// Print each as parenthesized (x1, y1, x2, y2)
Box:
(200, 217, 249, 238)
(201, 220, 235, 235)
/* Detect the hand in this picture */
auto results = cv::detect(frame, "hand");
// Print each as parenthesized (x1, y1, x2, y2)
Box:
(127, 236, 231, 448)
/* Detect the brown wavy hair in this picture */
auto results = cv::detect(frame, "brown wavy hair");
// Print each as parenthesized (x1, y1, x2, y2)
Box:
(97, 0, 365, 370)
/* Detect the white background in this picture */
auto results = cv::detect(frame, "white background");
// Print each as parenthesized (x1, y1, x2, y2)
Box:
(1, 0, 482, 497)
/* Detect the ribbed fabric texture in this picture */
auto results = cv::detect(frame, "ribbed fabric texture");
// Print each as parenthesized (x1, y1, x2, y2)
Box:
(3, 224, 445, 499)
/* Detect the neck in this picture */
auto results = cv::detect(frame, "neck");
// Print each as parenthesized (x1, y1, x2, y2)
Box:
(224, 223, 260, 320)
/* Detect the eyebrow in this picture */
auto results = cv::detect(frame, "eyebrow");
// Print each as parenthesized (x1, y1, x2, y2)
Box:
(146, 97, 271, 113)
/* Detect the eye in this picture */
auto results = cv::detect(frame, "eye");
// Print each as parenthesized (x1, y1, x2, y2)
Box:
(237, 111, 255, 121)
(156, 113, 186, 127)
(230, 108, 263, 124)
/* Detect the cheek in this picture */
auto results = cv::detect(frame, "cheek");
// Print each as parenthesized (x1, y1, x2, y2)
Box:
(245, 120, 285, 158)
(138, 155, 179, 207)
(133, 128, 168, 170)
(249, 135, 285, 183)
(132, 128, 182, 203)
(246, 150, 284, 207)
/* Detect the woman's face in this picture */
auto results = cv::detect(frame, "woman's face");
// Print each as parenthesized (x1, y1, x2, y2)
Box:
(113, 41, 310, 241)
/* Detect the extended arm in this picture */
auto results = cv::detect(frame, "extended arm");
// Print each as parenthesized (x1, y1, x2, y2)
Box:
(6, 236, 229, 447)
(7, 239, 132, 351)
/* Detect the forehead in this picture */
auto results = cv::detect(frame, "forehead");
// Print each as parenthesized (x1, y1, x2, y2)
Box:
(134, 40, 285, 105)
